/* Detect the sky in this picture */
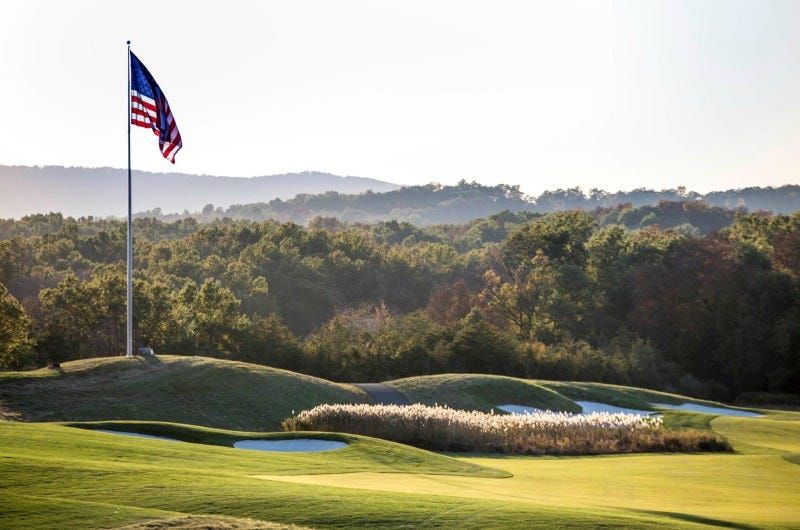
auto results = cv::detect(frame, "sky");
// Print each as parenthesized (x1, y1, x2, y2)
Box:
(1, 0, 799, 195)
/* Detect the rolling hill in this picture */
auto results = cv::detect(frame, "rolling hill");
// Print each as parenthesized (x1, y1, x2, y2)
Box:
(0, 355, 367, 430)
(0, 165, 399, 219)
(2, 356, 799, 528)
(0, 355, 765, 431)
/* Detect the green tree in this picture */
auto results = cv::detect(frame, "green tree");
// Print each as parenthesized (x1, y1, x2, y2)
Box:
(0, 283, 35, 369)
(242, 313, 305, 369)
(173, 279, 249, 358)
(481, 251, 559, 342)
(447, 310, 521, 374)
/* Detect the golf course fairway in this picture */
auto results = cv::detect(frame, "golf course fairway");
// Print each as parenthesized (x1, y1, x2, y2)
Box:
(2, 359, 799, 528)
(1, 410, 799, 529)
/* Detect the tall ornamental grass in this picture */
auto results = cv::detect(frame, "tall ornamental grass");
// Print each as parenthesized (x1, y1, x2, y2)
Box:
(283, 403, 730, 455)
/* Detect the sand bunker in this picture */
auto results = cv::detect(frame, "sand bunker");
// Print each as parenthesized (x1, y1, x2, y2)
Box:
(650, 402, 762, 417)
(233, 439, 347, 452)
(575, 401, 653, 416)
(498, 401, 654, 416)
(94, 429, 180, 442)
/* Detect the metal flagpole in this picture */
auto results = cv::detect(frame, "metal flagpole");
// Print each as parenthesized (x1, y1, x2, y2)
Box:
(126, 40, 133, 358)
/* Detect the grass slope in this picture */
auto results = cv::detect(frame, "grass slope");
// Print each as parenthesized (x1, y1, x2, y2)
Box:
(387, 374, 581, 413)
(388, 373, 764, 417)
(63, 420, 508, 477)
(116, 515, 309, 529)
(3, 362, 798, 528)
(0, 356, 366, 430)
(0, 421, 705, 529)
(538, 380, 760, 412)
(257, 411, 800, 529)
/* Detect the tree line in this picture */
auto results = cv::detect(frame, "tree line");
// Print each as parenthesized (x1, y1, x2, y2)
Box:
(1, 204, 798, 402)
(131, 181, 800, 226)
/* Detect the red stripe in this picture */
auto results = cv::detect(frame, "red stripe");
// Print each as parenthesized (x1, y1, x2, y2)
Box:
(130, 103, 157, 118)
(131, 90, 181, 163)
(131, 119, 160, 136)
(131, 118, 151, 128)
(131, 108, 155, 121)
(131, 95, 157, 112)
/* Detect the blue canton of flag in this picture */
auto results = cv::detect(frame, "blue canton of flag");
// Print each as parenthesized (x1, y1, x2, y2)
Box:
(130, 52, 182, 163)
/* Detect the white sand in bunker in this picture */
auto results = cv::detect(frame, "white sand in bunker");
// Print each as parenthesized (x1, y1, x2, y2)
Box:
(94, 429, 180, 442)
(650, 402, 762, 417)
(497, 401, 654, 416)
(233, 439, 348, 452)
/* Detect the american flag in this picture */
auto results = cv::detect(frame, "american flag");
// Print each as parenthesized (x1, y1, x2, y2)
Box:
(129, 51, 182, 163)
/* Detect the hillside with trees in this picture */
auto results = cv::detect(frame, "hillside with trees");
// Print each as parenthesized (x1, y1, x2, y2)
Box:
(1, 204, 798, 403)
(140, 181, 800, 227)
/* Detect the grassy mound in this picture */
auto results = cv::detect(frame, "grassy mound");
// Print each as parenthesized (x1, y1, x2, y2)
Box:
(0, 356, 366, 430)
(388, 374, 764, 418)
(387, 374, 580, 413)
(538, 380, 737, 411)
(63, 420, 509, 477)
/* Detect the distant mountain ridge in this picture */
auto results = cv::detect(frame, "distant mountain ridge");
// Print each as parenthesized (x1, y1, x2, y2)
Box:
(0, 165, 400, 218)
(2, 164, 798, 225)
(160, 181, 800, 227)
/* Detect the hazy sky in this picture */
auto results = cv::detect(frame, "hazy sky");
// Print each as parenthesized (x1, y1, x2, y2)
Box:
(2, 0, 799, 194)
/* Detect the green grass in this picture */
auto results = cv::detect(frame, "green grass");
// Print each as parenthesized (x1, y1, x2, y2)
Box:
(387, 374, 766, 418)
(3, 414, 799, 529)
(116, 515, 309, 528)
(659, 410, 716, 430)
(387, 374, 581, 413)
(0, 356, 366, 430)
(537, 380, 740, 411)
(0, 421, 714, 529)
(3, 360, 799, 528)
(62, 420, 509, 477)
(257, 414, 800, 529)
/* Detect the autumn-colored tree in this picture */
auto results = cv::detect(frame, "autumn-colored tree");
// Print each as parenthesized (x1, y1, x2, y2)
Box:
(425, 279, 473, 325)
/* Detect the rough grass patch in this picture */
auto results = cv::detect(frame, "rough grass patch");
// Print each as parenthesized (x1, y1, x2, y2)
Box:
(284, 403, 731, 455)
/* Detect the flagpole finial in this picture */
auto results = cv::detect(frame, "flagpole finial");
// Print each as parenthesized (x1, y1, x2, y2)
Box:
(127, 40, 131, 45)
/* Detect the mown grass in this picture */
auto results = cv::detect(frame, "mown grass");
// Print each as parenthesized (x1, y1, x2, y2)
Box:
(0, 421, 713, 529)
(388, 374, 766, 419)
(265, 413, 800, 529)
(116, 515, 309, 529)
(0, 356, 366, 430)
(62, 420, 508, 477)
(263, 449, 800, 529)
(539, 380, 731, 409)
(387, 374, 581, 413)
(2, 360, 798, 528)
(538, 380, 767, 416)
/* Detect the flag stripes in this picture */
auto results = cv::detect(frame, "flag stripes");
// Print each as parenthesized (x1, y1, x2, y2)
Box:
(129, 52, 182, 163)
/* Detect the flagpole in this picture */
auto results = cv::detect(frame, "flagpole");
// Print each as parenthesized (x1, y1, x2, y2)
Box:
(126, 40, 133, 358)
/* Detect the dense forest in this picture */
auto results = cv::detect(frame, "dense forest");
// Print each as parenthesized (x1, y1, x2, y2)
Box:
(1, 201, 799, 403)
(137, 181, 800, 226)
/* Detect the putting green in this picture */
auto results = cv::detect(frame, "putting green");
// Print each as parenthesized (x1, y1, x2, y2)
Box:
(2, 421, 710, 529)
(257, 452, 799, 527)
(255, 413, 800, 528)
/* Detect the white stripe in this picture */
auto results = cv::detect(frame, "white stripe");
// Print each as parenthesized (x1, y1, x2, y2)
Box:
(130, 90, 156, 106)
(131, 102, 157, 119)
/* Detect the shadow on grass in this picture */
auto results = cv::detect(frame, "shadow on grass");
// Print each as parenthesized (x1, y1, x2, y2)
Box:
(136, 354, 163, 366)
(783, 452, 800, 466)
(627, 508, 758, 529)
